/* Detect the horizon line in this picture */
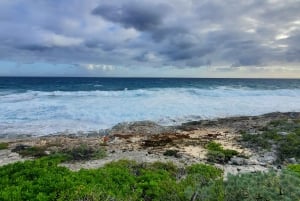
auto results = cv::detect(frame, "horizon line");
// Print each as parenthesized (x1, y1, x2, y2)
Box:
(0, 76, 300, 79)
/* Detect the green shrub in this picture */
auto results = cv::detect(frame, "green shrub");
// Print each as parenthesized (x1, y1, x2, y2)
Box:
(186, 163, 223, 182)
(136, 169, 178, 200)
(206, 141, 223, 151)
(223, 149, 239, 160)
(11, 143, 107, 161)
(207, 150, 226, 163)
(163, 149, 181, 158)
(287, 164, 300, 176)
(3, 156, 299, 201)
(225, 170, 300, 201)
(0, 142, 8, 150)
(241, 132, 271, 149)
(206, 141, 239, 163)
(277, 133, 300, 161)
(58, 189, 115, 201)
(0, 157, 74, 201)
(241, 120, 300, 162)
(183, 164, 223, 201)
(0, 157, 226, 201)
(59, 144, 107, 161)
(12, 145, 47, 157)
(147, 161, 179, 176)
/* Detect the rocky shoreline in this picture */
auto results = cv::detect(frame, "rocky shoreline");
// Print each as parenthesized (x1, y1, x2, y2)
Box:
(1, 112, 300, 176)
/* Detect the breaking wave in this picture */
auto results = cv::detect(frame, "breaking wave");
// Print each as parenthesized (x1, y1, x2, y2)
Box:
(1, 87, 300, 136)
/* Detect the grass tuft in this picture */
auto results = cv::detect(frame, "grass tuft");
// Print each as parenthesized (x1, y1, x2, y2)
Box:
(0, 142, 9, 150)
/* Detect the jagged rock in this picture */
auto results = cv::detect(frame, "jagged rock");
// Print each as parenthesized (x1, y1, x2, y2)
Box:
(258, 152, 277, 164)
(230, 156, 247, 165)
(247, 157, 259, 165)
(109, 121, 173, 136)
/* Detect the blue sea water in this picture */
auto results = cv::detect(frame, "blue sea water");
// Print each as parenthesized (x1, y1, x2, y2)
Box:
(1, 77, 300, 136)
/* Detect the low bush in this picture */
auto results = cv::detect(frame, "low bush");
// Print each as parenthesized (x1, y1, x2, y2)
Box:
(163, 149, 181, 158)
(12, 145, 47, 157)
(287, 164, 300, 176)
(277, 133, 300, 161)
(207, 150, 226, 163)
(1, 156, 299, 201)
(186, 163, 223, 184)
(59, 144, 107, 161)
(183, 164, 224, 201)
(0, 142, 8, 150)
(0, 157, 226, 201)
(205, 141, 238, 163)
(147, 161, 179, 176)
(206, 141, 223, 151)
(241, 120, 300, 162)
(11, 143, 107, 161)
(225, 170, 300, 201)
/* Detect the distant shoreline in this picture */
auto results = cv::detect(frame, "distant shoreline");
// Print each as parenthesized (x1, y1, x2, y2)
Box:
(1, 76, 300, 79)
(1, 111, 300, 139)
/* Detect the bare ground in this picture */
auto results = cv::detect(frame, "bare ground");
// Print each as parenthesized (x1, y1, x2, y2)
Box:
(1, 112, 299, 176)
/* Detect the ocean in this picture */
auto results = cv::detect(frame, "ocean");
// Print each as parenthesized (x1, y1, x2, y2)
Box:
(1, 77, 300, 137)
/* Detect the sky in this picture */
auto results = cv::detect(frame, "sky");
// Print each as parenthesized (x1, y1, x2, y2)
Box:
(0, 0, 300, 78)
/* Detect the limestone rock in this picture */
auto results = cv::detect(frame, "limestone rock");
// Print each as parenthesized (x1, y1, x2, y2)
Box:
(230, 156, 247, 166)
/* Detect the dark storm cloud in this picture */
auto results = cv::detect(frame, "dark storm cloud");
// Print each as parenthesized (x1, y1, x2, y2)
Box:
(92, 1, 170, 31)
(161, 46, 215, 61)
(18, 45, 49, 52)
(0, 0, 300, 73)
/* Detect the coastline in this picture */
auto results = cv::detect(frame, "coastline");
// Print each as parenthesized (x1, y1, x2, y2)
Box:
(1, 111, 299, 176)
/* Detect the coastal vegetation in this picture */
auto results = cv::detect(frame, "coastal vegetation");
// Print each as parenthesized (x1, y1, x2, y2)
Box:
(1, 113, 300, 200)
(0, 142, 8, 150)
(12, 145, 48, 158)
(241, 119, 300, 162)
(57, 144, 107, 162)
(0, 157, 300, 201)
(163, 149, 181, 158)
(11, 143, 107, 162)
(205, 141, 239, 163)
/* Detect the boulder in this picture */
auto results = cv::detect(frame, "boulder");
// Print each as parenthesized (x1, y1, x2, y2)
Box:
(230, 156, 247, 166)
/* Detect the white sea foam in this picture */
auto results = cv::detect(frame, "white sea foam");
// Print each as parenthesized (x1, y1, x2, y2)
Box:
(1, 87, 300, 136)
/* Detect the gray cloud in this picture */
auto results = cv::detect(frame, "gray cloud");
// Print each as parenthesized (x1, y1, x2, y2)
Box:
(0, 0, 299, 74)
(92, 1, 170, 31)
